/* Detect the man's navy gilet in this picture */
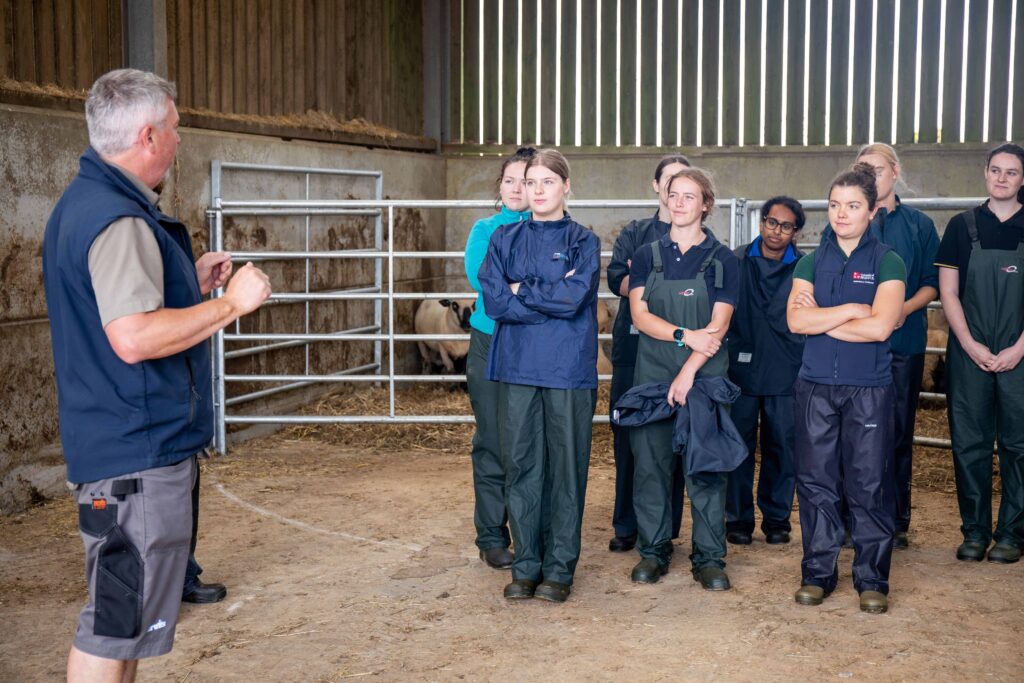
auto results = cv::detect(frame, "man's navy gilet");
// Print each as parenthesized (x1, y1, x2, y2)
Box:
(43, 147, 213, 483)
(799, 230, 894, 387)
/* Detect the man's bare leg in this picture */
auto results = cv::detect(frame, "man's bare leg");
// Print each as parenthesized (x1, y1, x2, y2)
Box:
(68, 646, 138, 683)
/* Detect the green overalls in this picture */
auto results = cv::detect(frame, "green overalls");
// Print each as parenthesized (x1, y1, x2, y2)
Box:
(948, 210, 1024, 547)
(630, 242, 730, 568)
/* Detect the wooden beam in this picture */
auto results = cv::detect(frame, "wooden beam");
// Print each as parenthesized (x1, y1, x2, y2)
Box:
(940, 0, 964, 143)
(872, 0, 896, 144)
(500, 0, 517, 143)
(597, 0, 615, 146)
(661, 0, 680, 146)
(828, 0, 851, 145)
(916, 0, 941, 143)
(763, 0, 783, 146)
(579, 0, 597, 146)
(894, 0, 919, 143)
(559, 0, 578, 145)
(719, 0, 740, 147)
(850, 0, 873, 144)
(741, 0, 762, 146)
(639, 0, 657, 146)
(805, 0, 828, 145)
(986, 0, 1012, 141)
(539, 0, 556, 144)
(962, 0, 987, 142)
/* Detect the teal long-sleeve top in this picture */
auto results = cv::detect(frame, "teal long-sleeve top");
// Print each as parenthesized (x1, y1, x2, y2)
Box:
(464, 205, 531, 334)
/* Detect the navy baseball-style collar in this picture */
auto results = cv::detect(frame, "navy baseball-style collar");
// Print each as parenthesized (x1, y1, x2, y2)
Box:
(529, 213, 574, 230)
(749, 236, 800, 264)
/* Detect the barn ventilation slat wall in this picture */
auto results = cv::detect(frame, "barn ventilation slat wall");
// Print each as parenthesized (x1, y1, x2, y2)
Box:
(448, 0, 1024, 147)
(0, 0, 122, 91)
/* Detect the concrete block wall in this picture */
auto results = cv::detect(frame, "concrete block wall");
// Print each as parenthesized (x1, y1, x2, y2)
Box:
(443, 144, 993, 259)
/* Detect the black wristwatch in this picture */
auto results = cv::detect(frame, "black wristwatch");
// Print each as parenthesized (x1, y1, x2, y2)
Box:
(673, 327, 686, 348)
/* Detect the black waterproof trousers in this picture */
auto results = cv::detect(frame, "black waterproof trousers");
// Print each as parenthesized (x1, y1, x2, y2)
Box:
(466, 330, 511, 551)
(946, 217, 1024, 548)
(948, 338, 1024, 546)
(499, 383, 596, 585)
(184, 462, 203, 592)
(726, 393, 796, 535)
(890, 352, 925, 533)
(610, 364, 684, 540)
(794, 378, 896, 594)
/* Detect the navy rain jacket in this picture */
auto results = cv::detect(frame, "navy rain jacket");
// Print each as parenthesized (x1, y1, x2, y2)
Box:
(479, 215, 601, 389)
(612, 377, 748, 475)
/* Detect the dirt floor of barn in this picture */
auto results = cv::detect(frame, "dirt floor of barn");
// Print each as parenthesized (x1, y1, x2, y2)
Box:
(1, 386, 1022, 682)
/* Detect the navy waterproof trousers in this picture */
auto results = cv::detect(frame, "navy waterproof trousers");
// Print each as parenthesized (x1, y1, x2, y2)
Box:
(794, 378, 896, 594)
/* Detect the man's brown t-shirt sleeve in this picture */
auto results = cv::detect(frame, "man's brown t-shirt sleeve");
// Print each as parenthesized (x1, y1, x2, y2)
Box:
(88, 217, 165, 328)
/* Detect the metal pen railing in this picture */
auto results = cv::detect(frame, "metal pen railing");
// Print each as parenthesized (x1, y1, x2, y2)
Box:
(209, 163, 962, 453)
(209, 192, 739, 452)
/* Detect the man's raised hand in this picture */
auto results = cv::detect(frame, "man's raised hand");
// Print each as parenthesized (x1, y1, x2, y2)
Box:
(224, 262, 272, 317)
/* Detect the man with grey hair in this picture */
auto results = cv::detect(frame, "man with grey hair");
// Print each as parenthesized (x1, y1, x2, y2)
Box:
(43, 68, 272, 682)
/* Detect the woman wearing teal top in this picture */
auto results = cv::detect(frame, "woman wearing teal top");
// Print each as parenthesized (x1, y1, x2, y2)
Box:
(463, 146, 535, 569)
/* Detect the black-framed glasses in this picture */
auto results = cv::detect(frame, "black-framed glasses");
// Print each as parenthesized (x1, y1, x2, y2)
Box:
(763, 216, 797, 234)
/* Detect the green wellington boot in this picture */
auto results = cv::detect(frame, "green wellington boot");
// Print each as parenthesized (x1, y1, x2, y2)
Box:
(794, 585, 826, 606)
(859, 591, 888, 614)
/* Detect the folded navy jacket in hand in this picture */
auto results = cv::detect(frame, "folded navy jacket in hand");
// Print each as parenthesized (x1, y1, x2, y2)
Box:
(611, 376, 748, 475)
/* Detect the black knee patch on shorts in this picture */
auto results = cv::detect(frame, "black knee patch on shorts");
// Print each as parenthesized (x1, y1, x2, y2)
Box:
(79, 504, 145, 638)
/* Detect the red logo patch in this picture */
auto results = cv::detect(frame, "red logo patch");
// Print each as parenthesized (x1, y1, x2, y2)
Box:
(679, 288, 695, 297)
(1002, 265, 1019, 273)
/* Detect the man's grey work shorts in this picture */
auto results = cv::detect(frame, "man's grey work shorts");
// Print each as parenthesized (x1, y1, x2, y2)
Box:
(73, 456, 196, 660)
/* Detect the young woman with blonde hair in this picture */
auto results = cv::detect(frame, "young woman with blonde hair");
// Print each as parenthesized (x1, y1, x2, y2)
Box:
(479, 148, 601, 603)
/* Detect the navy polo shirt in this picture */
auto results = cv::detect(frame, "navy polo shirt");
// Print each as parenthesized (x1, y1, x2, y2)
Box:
(629, 229, 740, 309)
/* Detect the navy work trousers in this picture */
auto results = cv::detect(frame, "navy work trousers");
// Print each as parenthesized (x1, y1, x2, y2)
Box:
(890, 352, 924, 533)
(725, 393, 796, 535)
(794, 379, 896, 595)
